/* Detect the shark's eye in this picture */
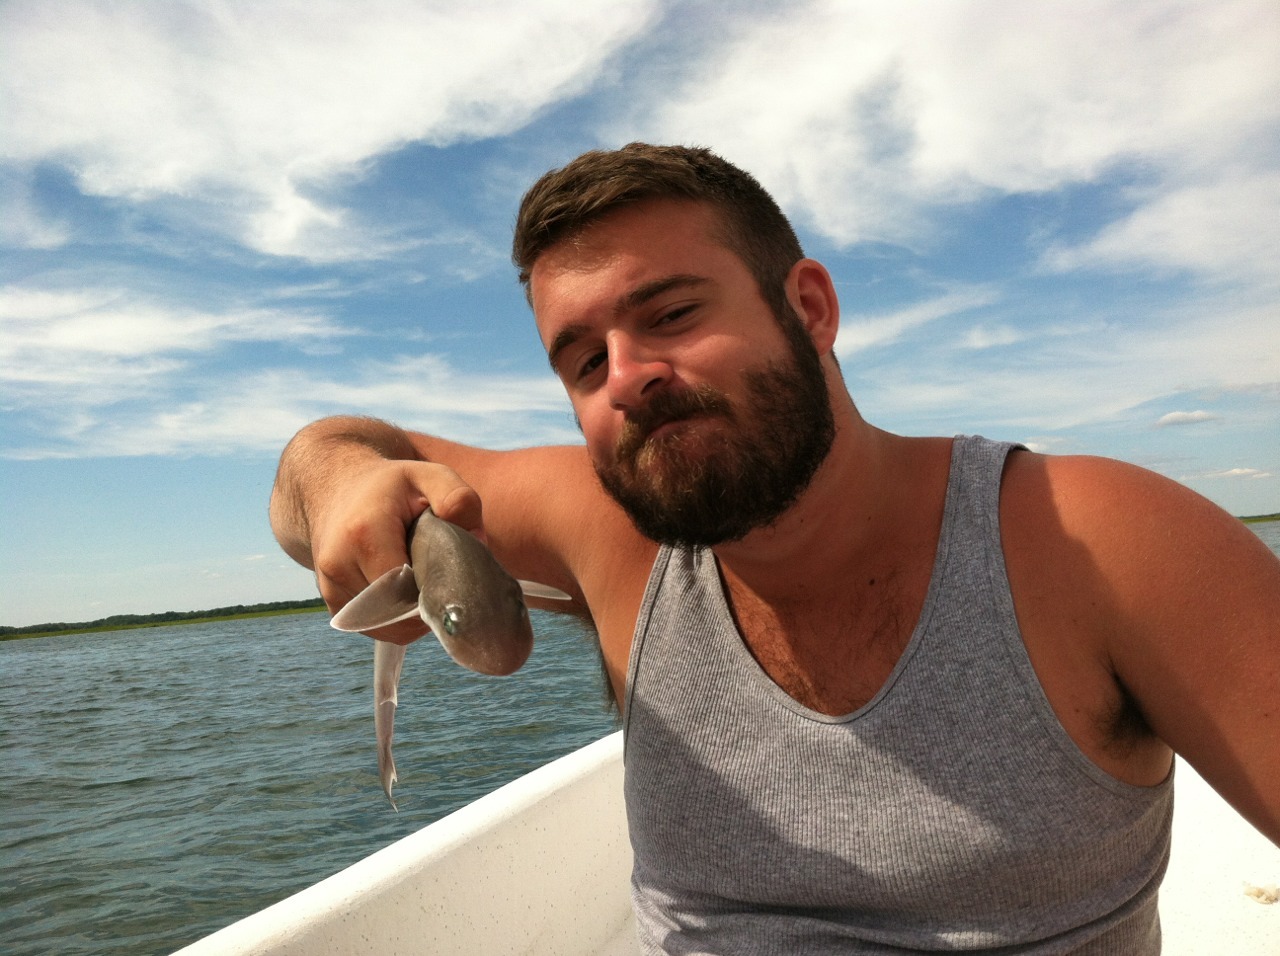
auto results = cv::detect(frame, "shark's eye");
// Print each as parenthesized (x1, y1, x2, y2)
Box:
(442, 606, 462, 636)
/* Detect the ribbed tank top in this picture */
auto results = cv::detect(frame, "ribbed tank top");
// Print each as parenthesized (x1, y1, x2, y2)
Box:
(622, 436, 1173, 954)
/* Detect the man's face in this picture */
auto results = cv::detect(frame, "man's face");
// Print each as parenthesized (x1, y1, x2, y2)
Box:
(530, 200, 834, 546)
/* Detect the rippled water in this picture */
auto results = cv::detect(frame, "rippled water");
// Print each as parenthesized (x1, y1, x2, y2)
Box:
(1249, 516, 1280, 555)
(0, 611, 616, 956)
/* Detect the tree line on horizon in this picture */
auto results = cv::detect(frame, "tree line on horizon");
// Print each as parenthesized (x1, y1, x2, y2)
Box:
(4, 515, 1274, 640)
(1, 598, 327, 639)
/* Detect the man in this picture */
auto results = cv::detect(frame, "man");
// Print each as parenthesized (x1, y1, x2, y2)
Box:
(270, 144, 1279, 954)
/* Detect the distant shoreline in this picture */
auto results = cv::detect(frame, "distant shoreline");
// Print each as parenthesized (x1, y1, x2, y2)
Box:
(0, 599, 328, 641)
(1239, 512, 1280, 525)
(5, 512, 1276, 640)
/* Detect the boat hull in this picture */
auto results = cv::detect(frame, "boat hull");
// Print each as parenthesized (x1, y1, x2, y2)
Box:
(173, 734, 1277, 954)
(173, 732, 634, 956)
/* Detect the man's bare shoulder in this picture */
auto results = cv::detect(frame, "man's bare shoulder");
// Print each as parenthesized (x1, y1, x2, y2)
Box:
(1001, 449, 1280, 836)
(1000, 449, 1260, 566)
(997, 448, 1279, 631)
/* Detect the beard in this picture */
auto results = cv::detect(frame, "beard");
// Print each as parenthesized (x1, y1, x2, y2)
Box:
(594, 313, 835, 547)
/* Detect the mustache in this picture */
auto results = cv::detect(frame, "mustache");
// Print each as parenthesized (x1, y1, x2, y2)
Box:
(614, 385, 733, 463)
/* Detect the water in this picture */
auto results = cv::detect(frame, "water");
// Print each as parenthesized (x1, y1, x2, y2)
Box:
(1249, 516, 1280, 555)
(0, 611, 616, 956)
(3, 520, 1277, 955)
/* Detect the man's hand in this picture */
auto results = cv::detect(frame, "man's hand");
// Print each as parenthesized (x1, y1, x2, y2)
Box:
(269, 416, 482, 645)
(311, 458, 482, 645)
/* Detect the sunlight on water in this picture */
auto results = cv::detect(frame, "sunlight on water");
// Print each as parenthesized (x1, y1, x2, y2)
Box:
(0, 611, 616, 956)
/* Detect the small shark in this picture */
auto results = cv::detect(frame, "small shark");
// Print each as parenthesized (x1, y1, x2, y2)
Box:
(332, 510, 569, 809)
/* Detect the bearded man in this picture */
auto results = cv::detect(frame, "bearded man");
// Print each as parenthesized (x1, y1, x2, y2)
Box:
(270, 143, 1280, 955)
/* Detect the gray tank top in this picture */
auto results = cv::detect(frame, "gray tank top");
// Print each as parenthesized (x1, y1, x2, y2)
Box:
(623, 436, 1173, 954)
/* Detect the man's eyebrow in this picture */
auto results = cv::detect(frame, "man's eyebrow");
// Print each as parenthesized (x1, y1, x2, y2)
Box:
(616, 273, 708, 315)
(547, 323, 592, 373)
(546, 273, 709, 373)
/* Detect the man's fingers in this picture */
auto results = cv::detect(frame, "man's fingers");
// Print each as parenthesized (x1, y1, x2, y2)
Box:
(315, 511, 407, 602)
(310, 459, 485, 644)
(400, 463, 484, 538)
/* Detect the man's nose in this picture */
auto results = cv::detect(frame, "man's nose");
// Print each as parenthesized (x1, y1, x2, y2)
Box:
(606, 335, 672, 411)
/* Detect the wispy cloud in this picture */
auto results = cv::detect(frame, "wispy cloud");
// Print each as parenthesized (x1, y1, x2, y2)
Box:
(835, 287, 1000, 357)
(0, 0, 659, 258)
(0, 285, 348, 402)
(617, 0, 1280, 283)
(1041, 173, 1280, 288)
(1189, 467, 1272, 480)
(2, 341, 578, 460)
(0, 285, 345, 354)
(1155, 410, 1220, 428)
(844, 286, 1280, 439)
(960, 325, 1026, 350)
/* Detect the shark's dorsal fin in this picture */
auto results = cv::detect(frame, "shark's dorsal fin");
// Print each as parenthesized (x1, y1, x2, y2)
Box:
(331, 565, 422, 632)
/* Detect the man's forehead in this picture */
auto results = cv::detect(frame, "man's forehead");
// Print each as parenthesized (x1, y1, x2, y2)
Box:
(529, 200, 728, 299)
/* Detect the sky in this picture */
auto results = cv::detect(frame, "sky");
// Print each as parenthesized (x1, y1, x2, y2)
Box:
(1, 0, 1278, 628)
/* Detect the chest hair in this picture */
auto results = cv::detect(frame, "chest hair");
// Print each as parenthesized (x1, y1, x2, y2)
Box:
(729, 570, 919, 716)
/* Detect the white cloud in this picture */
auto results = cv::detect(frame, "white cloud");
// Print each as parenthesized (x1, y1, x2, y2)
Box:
(0, 0, 658, 257)
(845, 286, 1280, 437)
(1189, 467, 1273, 480)
(6, 0, 1276, 280)
(615, 0, 1280, 283)
(961, 325, 1025, 350)
(1177, 468, 1269, 486)
(0, 286, 344, 357)
(1155, 410, 1220, 428)
(1019, 436, 1071, 455)
(835, 287, 999, 358)
(1042, 174, 1280, 286)
(0, 275, 583, 460)
(0, 285, 349, 407)
(2, 341, 578, 460)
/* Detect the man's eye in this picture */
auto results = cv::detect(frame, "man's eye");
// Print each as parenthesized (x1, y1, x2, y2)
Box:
(656, 305, 695, 326)
(576, 351, 606, 380)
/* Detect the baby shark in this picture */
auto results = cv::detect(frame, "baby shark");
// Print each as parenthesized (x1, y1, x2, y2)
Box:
(332, 509, 569, 809)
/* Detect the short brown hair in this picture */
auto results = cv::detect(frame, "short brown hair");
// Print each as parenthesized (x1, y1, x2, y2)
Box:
(512, 143, 804, 316)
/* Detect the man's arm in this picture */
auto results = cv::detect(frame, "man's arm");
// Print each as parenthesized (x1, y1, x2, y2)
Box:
(1098, 461, 1279, 843)
(270, 416, 447, 567)
(1006, 453, 1280, 843)
(269, 415, 651, 686)
(269, 416, 469, 644)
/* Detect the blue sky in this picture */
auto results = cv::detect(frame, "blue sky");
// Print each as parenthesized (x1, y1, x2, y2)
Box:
(2, 0, 1278, 627)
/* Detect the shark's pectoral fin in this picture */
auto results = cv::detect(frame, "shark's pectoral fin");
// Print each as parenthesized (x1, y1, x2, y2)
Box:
(518, 580, 572, 601)
(331, 565, 422, 632)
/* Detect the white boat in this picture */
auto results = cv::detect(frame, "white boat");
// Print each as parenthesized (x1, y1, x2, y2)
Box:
(173, 732, 1277, 955)
(173, 733, 635, 956)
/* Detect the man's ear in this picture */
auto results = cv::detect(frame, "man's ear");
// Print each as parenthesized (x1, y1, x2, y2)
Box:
(785, 258, 840, 355)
